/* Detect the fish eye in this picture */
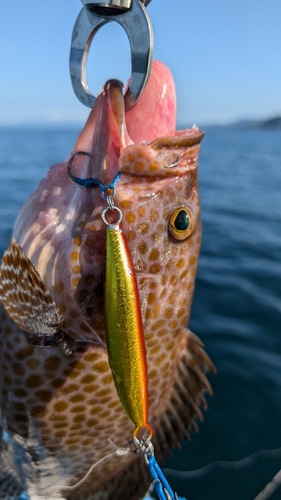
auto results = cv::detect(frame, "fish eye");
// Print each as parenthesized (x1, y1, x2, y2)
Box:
(168, 206, 196, 241)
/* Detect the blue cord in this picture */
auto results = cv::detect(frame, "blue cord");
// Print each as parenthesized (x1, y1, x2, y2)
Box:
(68, 151, 121, 192)
(147, 455, 186, 500)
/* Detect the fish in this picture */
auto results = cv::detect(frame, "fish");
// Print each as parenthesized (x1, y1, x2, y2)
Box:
(0, 60, 215, 500)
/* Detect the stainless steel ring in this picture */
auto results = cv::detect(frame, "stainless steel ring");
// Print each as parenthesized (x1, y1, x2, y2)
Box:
(70, 0, 154, 110)
(101, 206, 123, 226)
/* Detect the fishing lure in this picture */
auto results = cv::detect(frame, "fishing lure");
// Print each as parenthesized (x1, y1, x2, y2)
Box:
(102, 203, 151, 439)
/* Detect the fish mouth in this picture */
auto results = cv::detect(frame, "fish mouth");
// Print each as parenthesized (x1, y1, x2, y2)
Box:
(69, 61, 204, 187)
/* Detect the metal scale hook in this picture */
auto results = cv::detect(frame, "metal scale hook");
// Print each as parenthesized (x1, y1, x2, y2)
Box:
(70, 0, 154, 110)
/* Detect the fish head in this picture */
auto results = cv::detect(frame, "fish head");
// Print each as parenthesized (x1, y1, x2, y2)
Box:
(13, 61, 203, 346)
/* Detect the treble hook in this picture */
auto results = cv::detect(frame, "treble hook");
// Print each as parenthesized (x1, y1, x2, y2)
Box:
(70, 0, 154, 110)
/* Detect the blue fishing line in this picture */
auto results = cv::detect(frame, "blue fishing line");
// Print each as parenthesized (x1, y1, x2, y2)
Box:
(68, 151, 121, 192)
(147, 455, 186, 500)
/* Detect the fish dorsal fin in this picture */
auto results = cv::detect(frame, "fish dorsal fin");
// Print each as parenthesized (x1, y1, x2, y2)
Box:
(0, 239, 63, 337)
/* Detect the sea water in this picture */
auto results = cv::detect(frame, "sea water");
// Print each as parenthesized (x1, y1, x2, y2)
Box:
(0, 126, 280, 500)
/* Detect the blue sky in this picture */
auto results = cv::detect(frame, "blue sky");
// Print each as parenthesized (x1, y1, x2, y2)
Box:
(0, 0, 280, 126)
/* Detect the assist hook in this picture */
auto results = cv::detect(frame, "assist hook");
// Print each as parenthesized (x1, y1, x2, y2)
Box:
(70, 0, 154, 110)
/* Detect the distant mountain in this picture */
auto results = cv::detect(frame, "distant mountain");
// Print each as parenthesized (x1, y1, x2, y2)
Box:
(254, 116, 281, 129)
(195, 116, 281, 131)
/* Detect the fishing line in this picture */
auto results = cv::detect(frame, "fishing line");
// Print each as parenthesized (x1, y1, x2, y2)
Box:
(63, 446, 129, 491)
(68, 151, 121, 191)
(65, 437, 186, 499)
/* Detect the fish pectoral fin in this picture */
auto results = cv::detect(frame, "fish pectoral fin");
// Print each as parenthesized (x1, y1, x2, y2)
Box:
(0, 240, 104, 352)
(152, 328, 215, 459)
(0, 239, 65, 345)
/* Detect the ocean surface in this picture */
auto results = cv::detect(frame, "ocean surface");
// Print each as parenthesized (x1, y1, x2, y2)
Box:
(0, 126, 280, 500)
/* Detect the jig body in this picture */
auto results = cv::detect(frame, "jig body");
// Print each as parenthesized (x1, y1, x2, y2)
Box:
(102, 207, 151, 438)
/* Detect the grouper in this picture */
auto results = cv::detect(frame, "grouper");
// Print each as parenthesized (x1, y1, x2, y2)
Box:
(0, 61, 214, 500)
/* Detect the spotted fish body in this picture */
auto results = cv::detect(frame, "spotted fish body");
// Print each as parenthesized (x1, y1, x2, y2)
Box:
(0, 61, 214, 499)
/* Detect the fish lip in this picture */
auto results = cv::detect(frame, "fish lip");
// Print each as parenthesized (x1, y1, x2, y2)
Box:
(119, 129, 202, 180)
(149, 129, 205, 149)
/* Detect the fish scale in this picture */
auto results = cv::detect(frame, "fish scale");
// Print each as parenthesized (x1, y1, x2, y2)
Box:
(0, 61, 215, 500)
